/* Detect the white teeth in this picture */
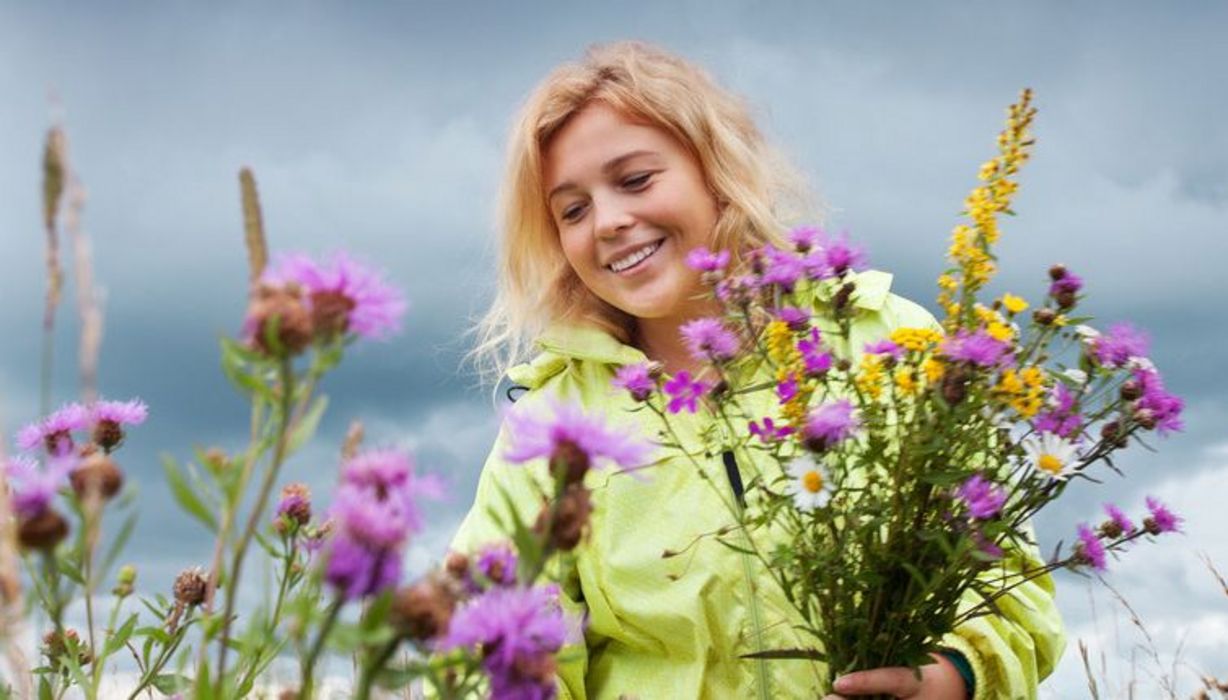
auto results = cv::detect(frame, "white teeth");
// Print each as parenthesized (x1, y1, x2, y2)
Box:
(608, 241, 662, 272)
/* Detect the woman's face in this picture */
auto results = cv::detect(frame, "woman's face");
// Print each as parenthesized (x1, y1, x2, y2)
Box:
(543, 102, 720, 323)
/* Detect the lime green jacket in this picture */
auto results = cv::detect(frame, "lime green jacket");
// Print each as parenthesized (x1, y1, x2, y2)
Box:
(449, 271, 1066, 699)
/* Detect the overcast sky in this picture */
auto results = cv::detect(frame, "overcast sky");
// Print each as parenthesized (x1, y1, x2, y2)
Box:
(2, 2, 1226, 695)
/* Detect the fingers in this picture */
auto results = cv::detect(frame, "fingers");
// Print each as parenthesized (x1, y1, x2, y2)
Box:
(827, 666, 923, 698)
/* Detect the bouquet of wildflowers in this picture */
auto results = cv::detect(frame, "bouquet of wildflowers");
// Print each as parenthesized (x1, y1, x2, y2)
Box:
(610, 89, 1186, 693)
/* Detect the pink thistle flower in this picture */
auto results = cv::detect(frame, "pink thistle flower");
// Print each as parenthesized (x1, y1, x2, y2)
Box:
(864, 339, 904, 363)
(16, 403, 89, 456)
(663, 372, 710, 415)
(475, 544, 519, 588)
(442, 584, 572, 698)
(1132, 368, 1184, 435)
(957, 474, 1007, 520)
(798, 329, 833, 377)
(503, 401, 653, 474)
(685, 247, 731, 273)
(801, 400, 859, 452)
(758, 246, 805, 292)
(679, 318, 740, 363)
(807, 230, 868, 279)
(89, 398, 148, 451)
(748, 418, 793, 444)
(5, 454, 75, 519)
(1090, 323, 1150, 368)
(1103, 503, 1136, 536)
(940, 329, 1013, 368)
(788, 225, 821, 253)
(773, 306, 810, 330)
(1075, 523, 1107, 571)
(776, 375, 799, 404)
(1034, 383, 1083, 439)
(1048, 269, 1083, 297)
(262, 251, 407, 340)
(612, 363, 655, 402)
(324, 532, 403, 600)
(1144, 496, 1182, 534)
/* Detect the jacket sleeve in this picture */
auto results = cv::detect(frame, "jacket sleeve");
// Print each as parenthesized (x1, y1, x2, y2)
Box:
(881, 293, 1067, 699)
(447, 418, 590, 700)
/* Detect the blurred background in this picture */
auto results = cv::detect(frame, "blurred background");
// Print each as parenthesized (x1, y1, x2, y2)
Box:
(2, 1, 1226, 695)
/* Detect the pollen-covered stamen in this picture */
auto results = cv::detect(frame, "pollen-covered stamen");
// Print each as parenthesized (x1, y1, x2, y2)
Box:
(607, 240, 663, 272)
(802, 470, 823, 493)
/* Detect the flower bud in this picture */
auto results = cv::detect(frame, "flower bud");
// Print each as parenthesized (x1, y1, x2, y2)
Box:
(273, 483, 312, 535)
(18, 510, 69, 551)
(1100, 420, 1129, 449)
(832, 282, 856, 311)
(444, 551, 470, 580)
(941, 366, 971, 406)
(245, 283, 313, 356)
(1054, 289, 1077, 310)
(173, 567, 208, 607)
(1098, 520, 1123, 540)
(1133, 407, 1158, 431)
(93, 419, 125, 452)
(549, 439, 590, 487)
(1032, 308, 1056, 326)
(535, 484, 593, 551)
(43, 628, 91, 667)
(1048, 264, 1067, 281)
(70, 454, 124, 500)
(1119, 379, 1142, 401)
(113, 564, 137, 597)
(390, 574, 459, 641)
(203, 447, 229, 472)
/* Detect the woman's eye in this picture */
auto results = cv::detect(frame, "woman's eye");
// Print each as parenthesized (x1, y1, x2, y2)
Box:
(560, 203, 586, 223)
(622, 172, 653, 190)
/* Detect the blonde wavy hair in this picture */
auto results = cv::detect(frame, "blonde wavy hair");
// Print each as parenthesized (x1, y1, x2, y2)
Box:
(469, 41, 816, 386)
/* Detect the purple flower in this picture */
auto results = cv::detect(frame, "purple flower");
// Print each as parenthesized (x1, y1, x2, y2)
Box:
(5, 454, 75, 519)
(788, 225, 821, 252)
(1132, 368, 1184, 435)
(1049, 270, 1083, 297)
(503, 401, 653, 472)
(612, 363, 655, 402)
(679, 318, 740, 362)
(1144, 496, 1182, 534)
(1075, 523, 1107, 571)
(262, 251, 407, 339)
(758, 246, 805, 291)
(808, 230, 868, 279)
(940, 329, 1012, 368)
(864, 339, 904, 363)
(1034, 383, 1083, 439)
(801, 400, 859, 451)
(1104, 503, 1136, 535)
(798, 329, 833, 376)
(685, 247, 731, 273)
(90, 399, 148, 426)
(776, 374, 799, 404)
(958, 474, 1007, 520)
(748, 418, 793, 444)
(475, 544, 519, 588)
(773, 306, 810, 330)
(324, 531, 403, 600)
(663, 372, 710, 414)
(16, 403, 89, 455)
(1090, 323, 1150, 368)
(443, 585, 572, 699)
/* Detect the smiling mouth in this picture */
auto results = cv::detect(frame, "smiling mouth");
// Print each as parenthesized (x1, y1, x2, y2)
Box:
(607, 239, 665, 273)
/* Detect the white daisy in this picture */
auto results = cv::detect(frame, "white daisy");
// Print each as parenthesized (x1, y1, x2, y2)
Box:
(1074, 325, 1100, 341)
(1022, 433, 1079, 480)
(1062, 368, 1088, 385)
(784, 456, 832, 511)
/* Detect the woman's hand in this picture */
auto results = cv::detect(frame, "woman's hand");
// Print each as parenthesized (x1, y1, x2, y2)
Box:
(822, 653, 968, 700)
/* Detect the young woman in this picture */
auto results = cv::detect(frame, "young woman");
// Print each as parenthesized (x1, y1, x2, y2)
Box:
(453, 42, 1064, 699)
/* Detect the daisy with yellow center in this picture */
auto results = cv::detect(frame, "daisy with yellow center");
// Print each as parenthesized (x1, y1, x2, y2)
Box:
(785, 456, 832, 512)
(1022, 433, 1079, 481)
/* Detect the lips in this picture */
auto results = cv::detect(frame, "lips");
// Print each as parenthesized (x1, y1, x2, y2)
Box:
(606, 239, 665, 273)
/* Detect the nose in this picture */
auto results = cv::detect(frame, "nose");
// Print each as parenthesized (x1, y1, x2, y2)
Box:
(592, 193, 635, 240)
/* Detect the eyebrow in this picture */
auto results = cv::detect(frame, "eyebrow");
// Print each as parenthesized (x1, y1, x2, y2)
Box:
(547, 150, 661, 202)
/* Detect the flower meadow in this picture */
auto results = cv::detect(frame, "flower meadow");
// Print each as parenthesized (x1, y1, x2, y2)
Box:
(0, 91, 1190, 699)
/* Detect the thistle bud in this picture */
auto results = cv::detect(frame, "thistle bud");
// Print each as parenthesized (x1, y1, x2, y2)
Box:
(535, 484, 593, 551)
(93, 419, 124, 452)
(18, 510, 69, 551)
(69, 453, 124, 500)
(245, 283, 313, 356)
(1098, 520, 1123, 540)
(1032, 308, 1056, 326)
(1054, 289, 1077, 310)
(43, 628, 91, 667)
(549, 439, 590, 487)
(1048, 264, 1067, 281)
(113, 564, 137, 597)
(203, 447, 229, 472)
(173, 567, 208, 607)
(832, 282, 856, 311)
(390, 574, 460, 641)
(941, 366, 971, 405)
(1119, 379, 1142, 401)
(273, 483, 312, 535)
(1100, 420, 1129, 449)
(1134, 407, 1158, 431)
(444, 551, 469, 580)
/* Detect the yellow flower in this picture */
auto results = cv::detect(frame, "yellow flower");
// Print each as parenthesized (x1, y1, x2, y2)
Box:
(986, 321, 1014, 342)
(889, 327, 943, 353)
(894, 368, 919, 395)
(1000, 293, 1029, 314)
(856, 355, 884, 400)
(922, 357, 945, 384)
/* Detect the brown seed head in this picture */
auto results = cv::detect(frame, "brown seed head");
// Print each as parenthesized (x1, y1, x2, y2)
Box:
(535, 484, 593, 551)
(444, 551, 470, 580)
(18, 510, 69, 551)
(246, 283, 313, 356)
(391, 574, 460, 641)
(173, 567, 208, 607)
(70, 454, 124, 500)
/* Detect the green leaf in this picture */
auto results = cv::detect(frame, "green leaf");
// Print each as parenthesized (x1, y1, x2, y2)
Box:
(740, 647, 827, 661)
(151, 673, 190, 694)
(286, 395, 328, 454)
(220, 337, 272, 398)
(104, 613, 141, 656)
(37, 677, 52, 700)
(162, 455, 218, 532)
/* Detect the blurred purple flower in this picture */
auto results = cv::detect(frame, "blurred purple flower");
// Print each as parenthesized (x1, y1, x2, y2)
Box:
(776, 374, 799, 404)
(940, 329, 1012, 368)
(773, 306, 810, 330)
(1144, 496, 1182, 534)
(443, 584, 572, 700)
(680, 318, 740, 362)
(864, 339, 904, 363)
(1076, 523, 1107, 571)
(806, 230, 868, 279)
(1049, 269, 1083, 297)
(801, 400, 859, 451)
(958, 474, 1007, 520)
(1091, 323, 1150, 368)
(1104, 503, 1136, 535)
(748, 418, 793, 444)
(1034, 383, 1083, 439)
(91, 399, 148, 426)
(758, 246, 805, 291)
(476, 544, 519, 588)
(798, 329, 833, 376)
(503, 402, 653, 472)
(4, 454, 75, 519)
(324, 532, 403, 600)
(1132, 368, 1184, 435)
(685, 247, 731, 273)
(788, 225, 821, 252)
(612, 363, 655, 402)
(263, 251, 406, 339)
(663, 372, 710, 415)
(16, 403, 89, 456)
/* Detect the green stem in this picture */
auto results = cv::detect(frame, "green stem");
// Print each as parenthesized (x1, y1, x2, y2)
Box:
(354, 638, 401, 700)
(301, 598, 343, 698)
(126, 619, 190, 700)
(236, 538, 299, 693)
